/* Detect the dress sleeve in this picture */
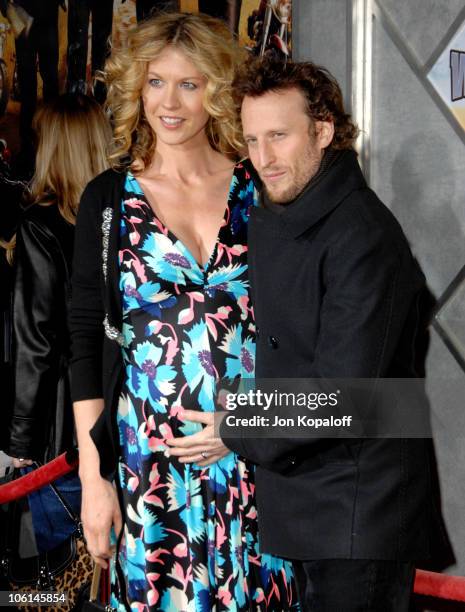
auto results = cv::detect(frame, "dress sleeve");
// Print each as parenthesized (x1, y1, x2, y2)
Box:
(69, 181, 105, 402)
(8, 217, 62, 458)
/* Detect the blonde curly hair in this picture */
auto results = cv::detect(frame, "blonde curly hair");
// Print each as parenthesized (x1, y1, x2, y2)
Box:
(103, 12, 247, 170)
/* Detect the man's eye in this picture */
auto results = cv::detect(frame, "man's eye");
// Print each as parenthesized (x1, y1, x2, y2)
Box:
(148, 78, 162, 87)
(181, 82, 197, 90)
(271, 132, 285, 139)
(245, 138, 257, 146)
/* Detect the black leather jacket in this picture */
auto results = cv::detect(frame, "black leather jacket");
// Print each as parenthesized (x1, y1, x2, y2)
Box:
(8, 203, 76, 461)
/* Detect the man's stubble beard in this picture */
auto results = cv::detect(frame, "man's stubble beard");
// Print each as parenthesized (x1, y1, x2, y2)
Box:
(264, 138, 323, 205)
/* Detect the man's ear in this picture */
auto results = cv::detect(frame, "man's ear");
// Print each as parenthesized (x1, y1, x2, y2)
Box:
(316, 121, 334, 149)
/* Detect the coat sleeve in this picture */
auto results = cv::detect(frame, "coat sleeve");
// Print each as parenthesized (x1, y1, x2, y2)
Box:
(69, 181, 105, 402)
(8, 217, 63, 458)
(221, 218, 421, 471)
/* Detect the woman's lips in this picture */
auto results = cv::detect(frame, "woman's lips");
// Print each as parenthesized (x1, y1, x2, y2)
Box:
(159, 116, 185, 129)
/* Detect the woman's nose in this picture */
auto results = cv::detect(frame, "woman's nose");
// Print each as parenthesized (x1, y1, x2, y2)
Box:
(161, 84, 181, 109)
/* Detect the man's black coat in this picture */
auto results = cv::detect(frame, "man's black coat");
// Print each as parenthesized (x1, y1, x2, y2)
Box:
(221, 150, 433, 561)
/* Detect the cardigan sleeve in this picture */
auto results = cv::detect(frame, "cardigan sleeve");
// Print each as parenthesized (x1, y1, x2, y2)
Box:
(8, 216, 62, 458)
(69, 180, 105, 401)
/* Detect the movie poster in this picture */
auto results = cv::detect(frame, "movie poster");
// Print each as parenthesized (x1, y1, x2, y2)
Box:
(428, 18, 465, 133)
(0, 0, 292, 165)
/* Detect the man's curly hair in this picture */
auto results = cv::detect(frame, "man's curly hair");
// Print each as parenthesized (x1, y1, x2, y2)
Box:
(233, 56, 359, 150)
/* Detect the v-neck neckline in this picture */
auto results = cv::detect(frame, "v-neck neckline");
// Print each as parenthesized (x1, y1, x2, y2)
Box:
(127, 167, 237, 273)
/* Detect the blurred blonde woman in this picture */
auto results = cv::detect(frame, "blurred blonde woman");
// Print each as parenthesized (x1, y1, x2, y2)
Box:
(8, 94, 110, 468)
(70, 12, 300, 611)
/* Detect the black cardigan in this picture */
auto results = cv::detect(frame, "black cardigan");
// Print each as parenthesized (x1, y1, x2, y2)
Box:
(70, 169, 127, 480)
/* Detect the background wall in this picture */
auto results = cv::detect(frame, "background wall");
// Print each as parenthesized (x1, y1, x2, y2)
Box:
(294, 0, 465, 578)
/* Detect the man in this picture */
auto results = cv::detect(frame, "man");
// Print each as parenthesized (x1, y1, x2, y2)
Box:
(168, 57, 434, 611)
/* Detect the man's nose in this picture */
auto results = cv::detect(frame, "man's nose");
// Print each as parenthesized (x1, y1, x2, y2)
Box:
(162, 84, 181, 109)
(257, 141, 276, 169)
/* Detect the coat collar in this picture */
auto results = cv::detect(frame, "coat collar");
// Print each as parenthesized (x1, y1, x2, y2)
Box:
(251, 150, 367, 239)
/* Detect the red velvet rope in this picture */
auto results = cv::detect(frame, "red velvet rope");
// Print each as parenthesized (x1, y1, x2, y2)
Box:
(0, 449, 79, 504)
(414, 569, 465, 602)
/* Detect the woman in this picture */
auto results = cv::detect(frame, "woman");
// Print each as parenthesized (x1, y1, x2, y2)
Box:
(70, 12, 300, 611)
(7, 94, 111, 468)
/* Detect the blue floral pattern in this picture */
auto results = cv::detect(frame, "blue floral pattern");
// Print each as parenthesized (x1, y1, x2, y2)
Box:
(112, 164, 300, 611)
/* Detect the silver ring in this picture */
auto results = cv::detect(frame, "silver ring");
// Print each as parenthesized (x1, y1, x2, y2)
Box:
(200, 451, 208, 459)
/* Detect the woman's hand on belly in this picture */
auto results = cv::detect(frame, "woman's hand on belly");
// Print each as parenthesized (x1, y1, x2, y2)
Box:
(166, 410, 229, 466)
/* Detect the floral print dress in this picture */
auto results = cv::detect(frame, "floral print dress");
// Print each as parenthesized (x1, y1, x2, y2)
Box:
(112, 163, 300, 611)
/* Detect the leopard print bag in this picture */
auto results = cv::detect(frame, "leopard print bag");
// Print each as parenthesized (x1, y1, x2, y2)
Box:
(9, 536, 93, 612)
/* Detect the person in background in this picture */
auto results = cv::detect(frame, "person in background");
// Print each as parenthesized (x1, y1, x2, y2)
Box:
(70, 12, 300, 611)
(4, 0, 65, 175)
(6, 94, 111, 469)
(66, 0, 114, 104)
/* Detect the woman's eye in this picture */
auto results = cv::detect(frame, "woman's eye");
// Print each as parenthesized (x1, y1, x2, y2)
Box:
(180, 82, 197, 90)
(148, 78, 162, 87)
